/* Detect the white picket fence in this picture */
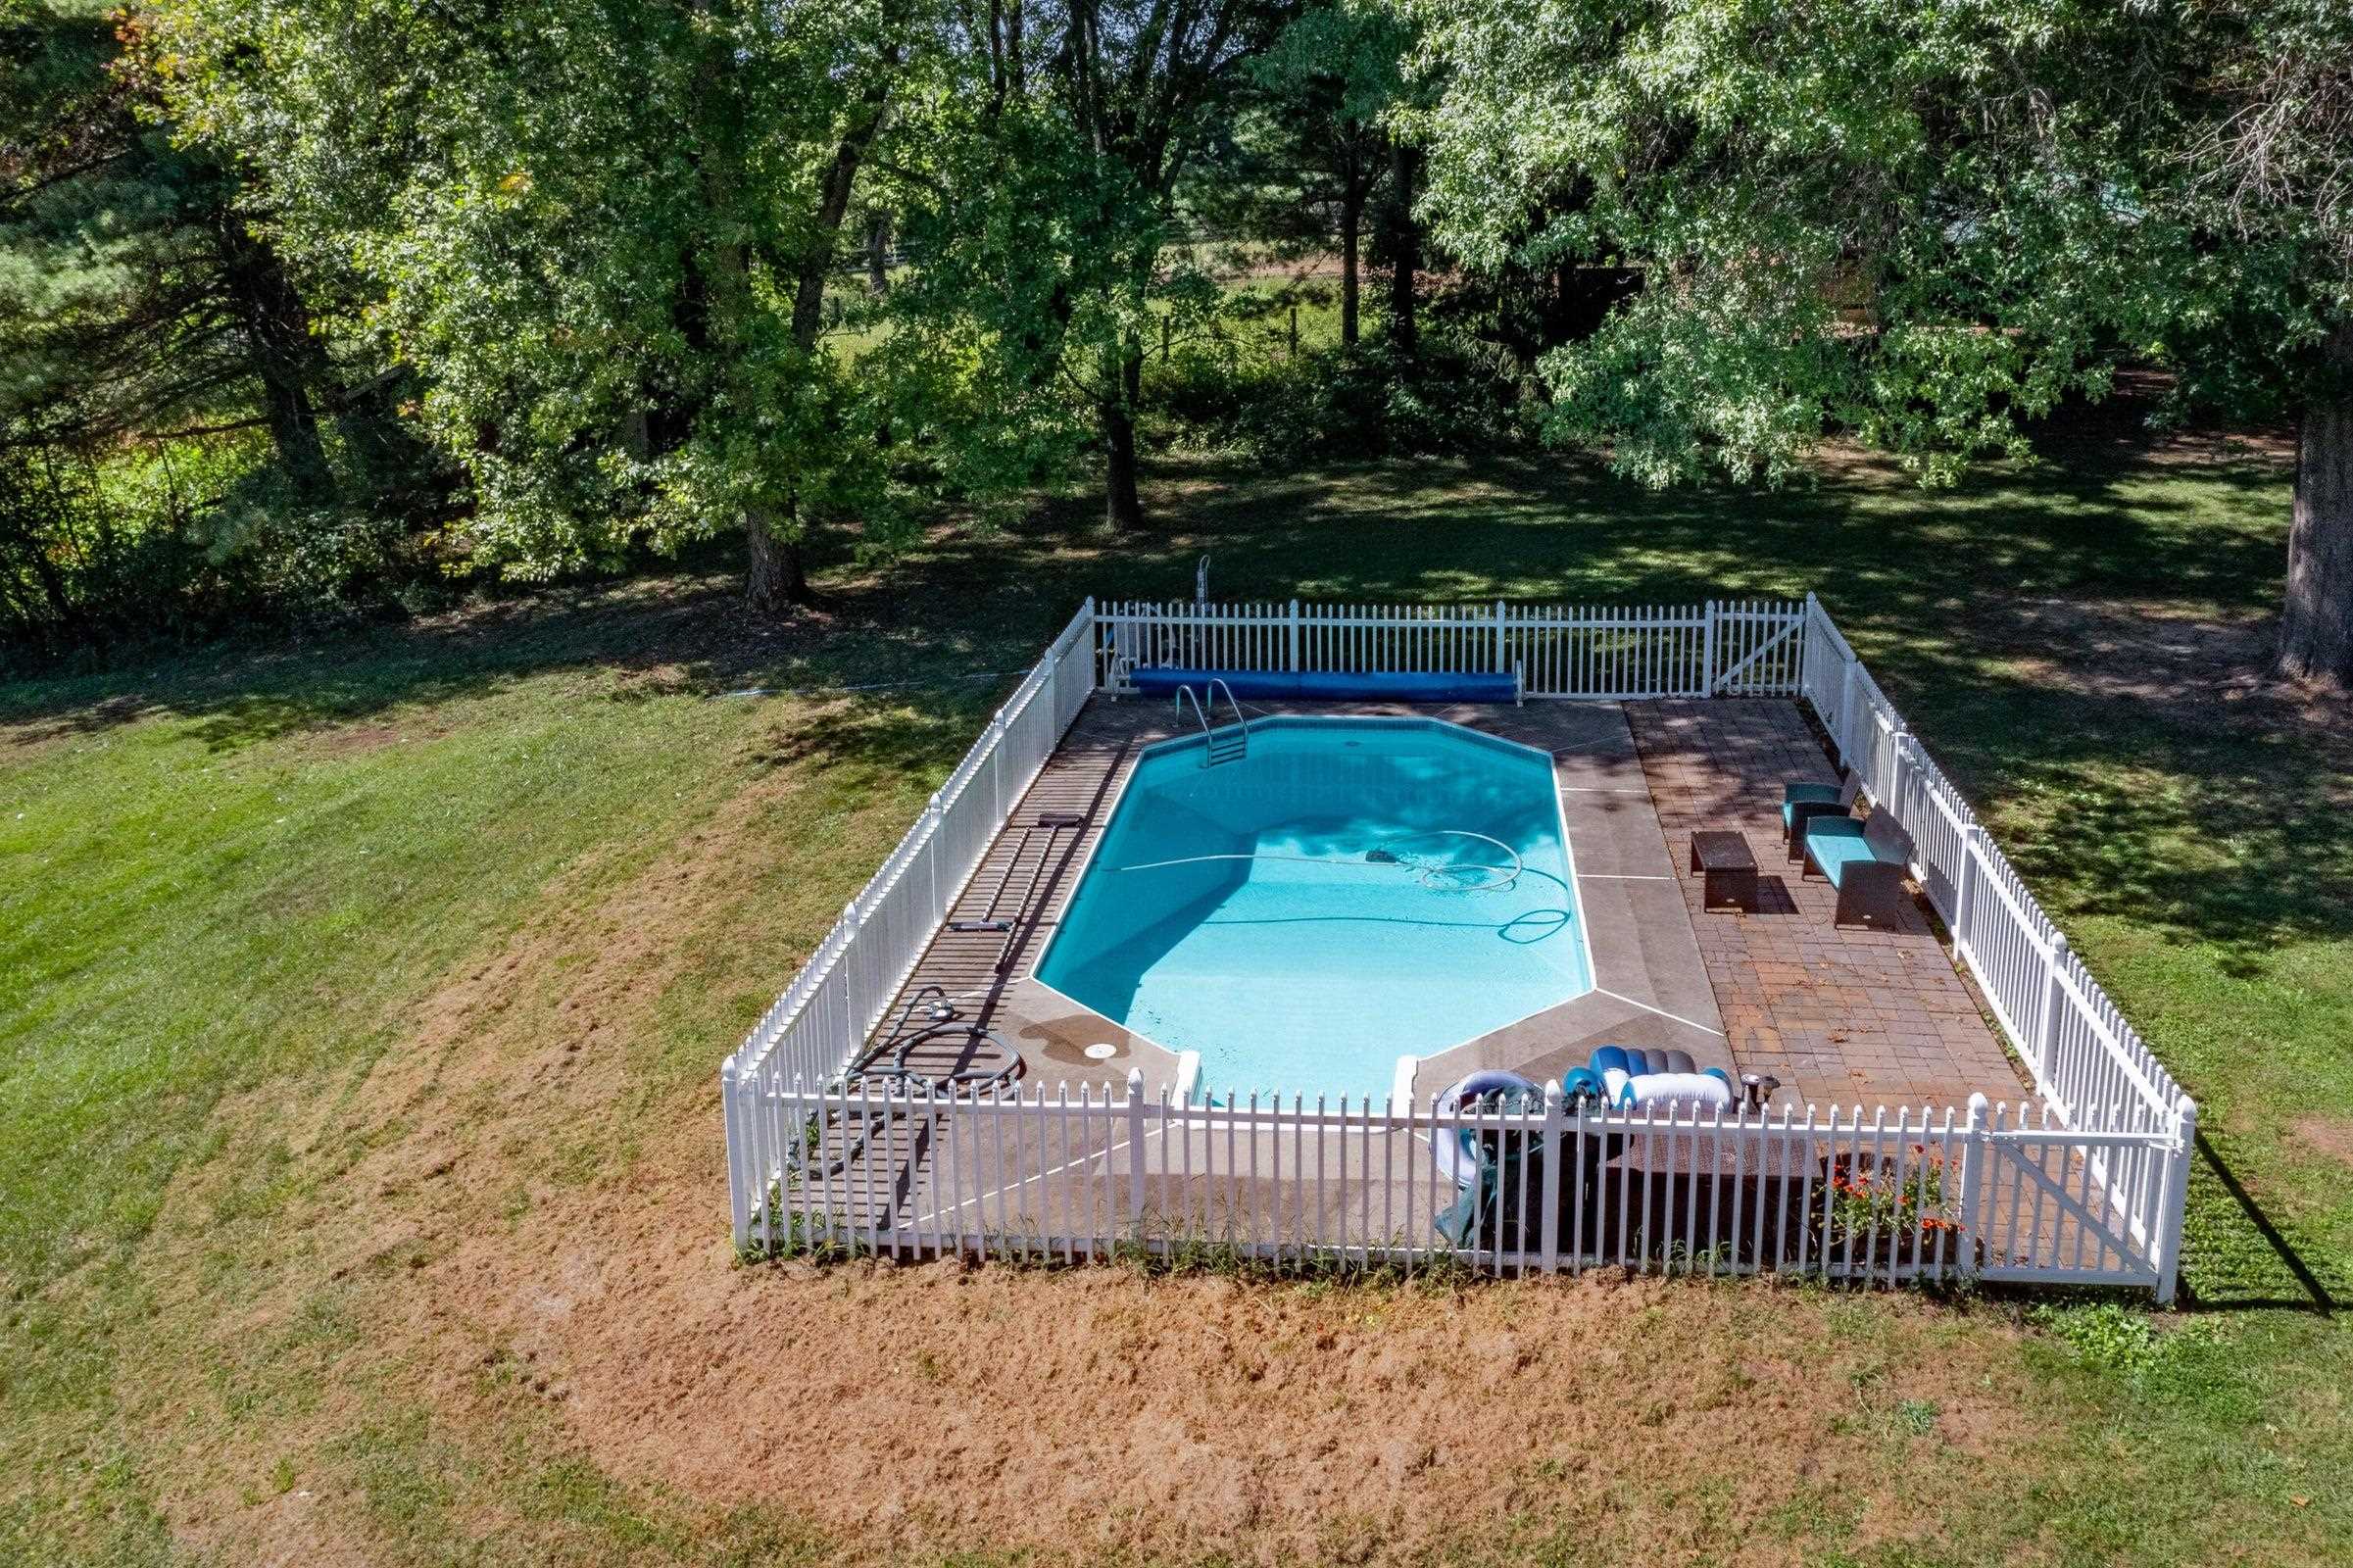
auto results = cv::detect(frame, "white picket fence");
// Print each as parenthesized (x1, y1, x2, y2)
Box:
(1795, 596, 2197, 1293)
(721, 594, 2197, 1299)
(1095, 598, 1808, 700)
(718, 599, 1099, 1234)
(757, 1081, 2166, 1288)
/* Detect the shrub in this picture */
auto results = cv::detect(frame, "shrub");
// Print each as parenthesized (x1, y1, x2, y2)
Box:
(1144, 332, 1540, 461)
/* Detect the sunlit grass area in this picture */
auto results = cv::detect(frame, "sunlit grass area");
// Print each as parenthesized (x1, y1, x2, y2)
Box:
(3, 423, 2347, 1564)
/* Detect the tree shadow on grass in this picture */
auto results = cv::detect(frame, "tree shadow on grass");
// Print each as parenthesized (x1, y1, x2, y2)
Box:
(0, 564, 1085, 757)
(1841, 633, 2353, 964)
(0, 418, 2295, 771)
(737, 693, 994, 782)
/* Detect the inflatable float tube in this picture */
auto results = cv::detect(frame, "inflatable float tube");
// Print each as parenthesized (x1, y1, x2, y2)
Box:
(1581, 1045, 1735, 1110)
(1429, 1069, 1543, 1187)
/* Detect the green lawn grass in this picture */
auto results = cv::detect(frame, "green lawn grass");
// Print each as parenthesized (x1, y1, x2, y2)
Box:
(3, 423, 2347, 1564)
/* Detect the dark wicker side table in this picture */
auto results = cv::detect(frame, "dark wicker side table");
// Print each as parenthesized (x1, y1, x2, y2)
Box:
(1690, 830, 1759, 912)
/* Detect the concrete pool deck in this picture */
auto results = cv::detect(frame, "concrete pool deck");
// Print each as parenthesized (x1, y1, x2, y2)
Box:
(870, 694, 2024, 1113)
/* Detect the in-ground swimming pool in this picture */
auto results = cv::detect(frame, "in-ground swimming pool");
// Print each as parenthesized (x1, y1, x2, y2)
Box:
(1033, 716, 1593, 1100)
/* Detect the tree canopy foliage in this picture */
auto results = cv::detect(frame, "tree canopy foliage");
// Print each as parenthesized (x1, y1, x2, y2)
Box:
(4, 0, 2349, 678)
(1410, 0, 2352, 675)
(151, 0, 933, 607)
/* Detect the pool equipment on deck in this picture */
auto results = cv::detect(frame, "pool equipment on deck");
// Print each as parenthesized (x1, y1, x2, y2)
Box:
(1429, 1071, 1544, 1187)
(1430, 1070, 1547, 1250)
(796, 987, 1025, 1181)
(956, 808, 1094, 972)
(1560, 1046, 1735, 1112)
(843, 986, 1021, 1092)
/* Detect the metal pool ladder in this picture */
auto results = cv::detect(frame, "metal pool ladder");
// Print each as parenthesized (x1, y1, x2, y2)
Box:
(1176, 678, 1250, 767)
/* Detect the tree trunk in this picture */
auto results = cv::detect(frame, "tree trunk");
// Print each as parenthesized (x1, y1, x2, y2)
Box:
(747, 64, 893, 611)
(1340, 184, 1363, 348)
(217, 221, 334, 497)
(788, 83, 891, 352)
(256, 371, 329, 497)
(1100, 345, 1145, 532)
(2279, 322, 2353, 685)
(12, 519, 78, 629)
(691, 0, 891, 613)
(743, 507, 811, 612)
(1385, 141, 1420, 359)
(865, 212, 892, 295)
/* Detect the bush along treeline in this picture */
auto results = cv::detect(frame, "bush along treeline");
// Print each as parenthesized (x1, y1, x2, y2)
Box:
(3, 1, 2349, 683)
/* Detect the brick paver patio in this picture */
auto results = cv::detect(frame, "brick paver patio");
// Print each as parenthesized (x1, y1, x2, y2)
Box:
(877, 693, 2027, 1115)
(1628, 701, 2028, 1110)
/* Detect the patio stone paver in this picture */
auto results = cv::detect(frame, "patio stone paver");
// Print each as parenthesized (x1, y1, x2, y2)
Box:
(1626, 700, 2029, 1110)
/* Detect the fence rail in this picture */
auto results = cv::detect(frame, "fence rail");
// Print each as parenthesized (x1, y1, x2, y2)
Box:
(722, 593, 2195, 1299)
(1795, 594, 2195, 1290)
(752, 1078, 2160, 1291)
(1096, 599, 1807, 701)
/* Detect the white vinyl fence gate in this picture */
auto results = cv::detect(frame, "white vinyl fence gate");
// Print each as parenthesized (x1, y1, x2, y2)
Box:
(722, 596, 2197, 1299)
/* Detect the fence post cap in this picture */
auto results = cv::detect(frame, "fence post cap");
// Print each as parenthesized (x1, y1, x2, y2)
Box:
(2048, 932, 2070, 956)
(1125, 1066, 1145, 1091)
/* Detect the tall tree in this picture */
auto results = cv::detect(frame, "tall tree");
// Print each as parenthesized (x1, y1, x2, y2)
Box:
(896, 0, 1295, 532)
(1412, 0, 2353, 682)
(2176, 0, 2353, 680)
(1247, 3, 1413, 347)
(155, 0, 929, 610)
(3, 2, 338, 485)
(1, 0, 430, 646)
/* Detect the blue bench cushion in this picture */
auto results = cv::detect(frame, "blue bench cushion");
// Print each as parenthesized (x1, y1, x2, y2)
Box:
(1781, 782, 1842, 827)
(1804, 815, 1904, 885)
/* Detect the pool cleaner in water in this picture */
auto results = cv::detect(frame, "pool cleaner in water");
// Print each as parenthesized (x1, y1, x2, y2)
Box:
(1112, 830, 1529, 892)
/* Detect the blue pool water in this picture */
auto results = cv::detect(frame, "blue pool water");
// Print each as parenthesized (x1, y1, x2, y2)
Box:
(1033, 717, 1593, 1100)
